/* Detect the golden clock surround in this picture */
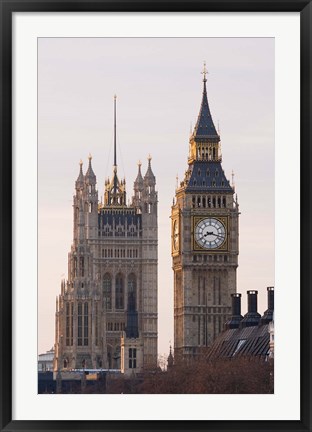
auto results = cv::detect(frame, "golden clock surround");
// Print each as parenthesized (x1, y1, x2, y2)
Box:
(192, 215, 229, 252)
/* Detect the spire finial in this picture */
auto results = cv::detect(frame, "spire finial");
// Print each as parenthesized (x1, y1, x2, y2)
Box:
(201, 61, 208, 83)
(232, 169, 235, 190)
(79, 159, 83, 166)
(138, 160, 142, 168)
(148, 154, 152, 165)
(88, 153, 92, 161)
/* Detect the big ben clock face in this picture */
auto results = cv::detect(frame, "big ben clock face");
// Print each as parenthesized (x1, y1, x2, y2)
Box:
(195, 217, 226, 249)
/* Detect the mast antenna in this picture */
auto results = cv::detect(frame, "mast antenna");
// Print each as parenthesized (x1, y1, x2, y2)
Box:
(114, 94, 117, 169)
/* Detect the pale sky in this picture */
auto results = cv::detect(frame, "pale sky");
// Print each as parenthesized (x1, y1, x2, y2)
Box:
(38, 37, 274, 359)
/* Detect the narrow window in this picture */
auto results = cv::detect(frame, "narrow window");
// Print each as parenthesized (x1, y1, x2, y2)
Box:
(103, 273, 112, 310)
(78, 302, 82, 346)
(128, 274, 137, 311)
(129, 348, 137, 369)
(115, 273, 124, 309)
(79, 256, 84, 277)
(95, 302, 99, 346)
(83, 302, 88, 346)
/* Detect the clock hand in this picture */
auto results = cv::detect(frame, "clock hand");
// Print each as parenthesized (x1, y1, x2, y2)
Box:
(204, 232, 224, 239)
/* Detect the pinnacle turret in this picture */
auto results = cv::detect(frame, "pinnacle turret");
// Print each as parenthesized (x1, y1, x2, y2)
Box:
(85, 154, 96, 183)
(75, 160, 84, 189)
(134, 161, 144, 188)
(144, 155, 155, 184)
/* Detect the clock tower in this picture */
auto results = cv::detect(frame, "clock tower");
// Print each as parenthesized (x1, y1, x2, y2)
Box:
(171, 65, 239, 360)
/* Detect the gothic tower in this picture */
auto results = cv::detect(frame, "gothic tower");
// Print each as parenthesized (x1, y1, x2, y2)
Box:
(54, 96, 158, 373)
(171, 66, 239, 360)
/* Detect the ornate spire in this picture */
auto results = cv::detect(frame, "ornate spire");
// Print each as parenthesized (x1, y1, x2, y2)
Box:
(193, 63, 219, 140)
(75, 159, 84, 189)
(167, 345, 174, 369)
(104, 95, 126, 206)
(85, 153, 96, 181)
(134, 160, 143, 186)
(144, 154, 155, 182)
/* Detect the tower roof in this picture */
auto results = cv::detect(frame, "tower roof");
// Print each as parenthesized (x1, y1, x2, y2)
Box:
(185, 161, 233, 193)
(134, 161, 144, 186)
(85, 154, 96, 180)
(75, 160, 84, 188)
(193, 65, 219, 140)
(144, 155, 155, 182)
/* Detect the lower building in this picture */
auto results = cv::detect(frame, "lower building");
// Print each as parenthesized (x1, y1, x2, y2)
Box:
(38, 347, 54, 371)
(207, 287, 274, 359)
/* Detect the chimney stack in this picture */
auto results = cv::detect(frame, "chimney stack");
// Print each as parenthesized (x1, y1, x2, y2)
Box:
(224, 293, 243, 329)
(240, 290, 261, 328)
(260, 286, 274, 325)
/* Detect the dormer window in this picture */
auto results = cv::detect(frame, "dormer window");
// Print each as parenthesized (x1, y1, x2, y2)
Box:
(215, 170, 219, 176)
(198, 169, 201, 176)
(206, 169, 210, 177)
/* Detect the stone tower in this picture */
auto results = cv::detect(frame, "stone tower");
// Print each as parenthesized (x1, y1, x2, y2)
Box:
(171, 66, 239, 360)
(54, 96, 158, 373)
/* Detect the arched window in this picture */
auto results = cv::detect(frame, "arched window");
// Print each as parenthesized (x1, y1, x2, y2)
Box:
(128, 273, 136, 311)
(115, 273, 124, 309)
(103, 273, 112, 310)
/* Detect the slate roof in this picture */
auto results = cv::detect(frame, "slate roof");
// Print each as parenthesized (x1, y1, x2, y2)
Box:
(207, 324, 270, 359)
(185, 161, 233, 193)
(193, 79, 219, 140)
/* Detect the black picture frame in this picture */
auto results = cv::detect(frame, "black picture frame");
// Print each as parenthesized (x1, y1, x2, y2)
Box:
(1, 1, 311, 431)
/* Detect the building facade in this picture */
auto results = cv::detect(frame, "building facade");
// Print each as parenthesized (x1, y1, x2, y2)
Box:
(171, 66, 239, 360)
(54, 97, 158, 373)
